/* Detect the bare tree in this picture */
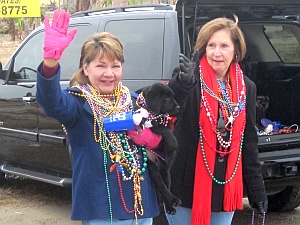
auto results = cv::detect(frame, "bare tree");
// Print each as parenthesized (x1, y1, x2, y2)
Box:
(8, 18, 16, 41)
(76, 0, 91, 11)
(112, 0, 128, 7)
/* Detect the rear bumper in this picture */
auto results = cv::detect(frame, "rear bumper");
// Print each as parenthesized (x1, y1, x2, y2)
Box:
(259, 148, 300, 193)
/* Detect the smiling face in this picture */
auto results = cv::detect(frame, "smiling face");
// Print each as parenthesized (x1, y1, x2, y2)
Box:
(205, 29, 235, 80)
(83, 55, 122, 94)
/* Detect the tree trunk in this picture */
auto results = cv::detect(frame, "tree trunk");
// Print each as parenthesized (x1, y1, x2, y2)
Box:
(76, 0, 91, 11)
(8, 18, 15, 41)
(23, 19, 28, 37)
(112, 0, 128, 7)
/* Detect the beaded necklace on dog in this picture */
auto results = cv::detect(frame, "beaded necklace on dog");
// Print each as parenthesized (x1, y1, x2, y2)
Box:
(69, 82, 146, 223)
(136, 92, 171, 127)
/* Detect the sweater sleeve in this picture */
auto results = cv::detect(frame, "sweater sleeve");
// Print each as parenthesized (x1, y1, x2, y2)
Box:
(41, 61, 59, 78)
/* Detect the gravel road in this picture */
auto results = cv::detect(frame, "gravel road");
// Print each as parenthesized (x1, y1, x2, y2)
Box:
(0, 178, 80, 225)
(1, 178, 300, 225)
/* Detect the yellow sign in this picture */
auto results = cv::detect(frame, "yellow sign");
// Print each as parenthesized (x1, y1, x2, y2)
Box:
(0, 0, 41, 18)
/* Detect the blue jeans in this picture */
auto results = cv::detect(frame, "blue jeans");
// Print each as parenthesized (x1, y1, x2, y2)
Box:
(82, 218, 152, 225)
(165, 206, 234, 225)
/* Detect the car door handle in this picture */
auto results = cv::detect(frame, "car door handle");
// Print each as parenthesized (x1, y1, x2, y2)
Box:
(23, 96, 36, 102)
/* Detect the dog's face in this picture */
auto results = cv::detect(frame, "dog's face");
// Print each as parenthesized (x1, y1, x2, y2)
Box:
(256, 95, 270, 111)
(142, 83, 180, 115)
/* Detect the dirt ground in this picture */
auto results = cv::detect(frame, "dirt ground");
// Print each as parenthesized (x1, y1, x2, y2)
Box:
(0, 179, 80, 225)
(1, 178, 300, 225)
(0, 34, 21, 65)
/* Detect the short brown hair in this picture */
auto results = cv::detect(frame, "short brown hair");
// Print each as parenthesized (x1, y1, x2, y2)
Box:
(194, 16, 246, 62)
(69, 32, 124, 86)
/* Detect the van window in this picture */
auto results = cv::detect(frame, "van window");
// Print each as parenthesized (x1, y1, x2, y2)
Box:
(13, 30, 44, 80)
(105, 19, 164, 80)
(264, 25, 300, 64)
(60, 24, 92, 80)
(7, 25, 93, 81)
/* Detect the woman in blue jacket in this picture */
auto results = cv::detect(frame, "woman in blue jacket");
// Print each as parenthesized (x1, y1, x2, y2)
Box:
(36, 10, 159, 225)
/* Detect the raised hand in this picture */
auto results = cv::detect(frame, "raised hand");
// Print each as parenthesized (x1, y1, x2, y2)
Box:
(43, 10, 77, 60)
(178, 49, 199, 84)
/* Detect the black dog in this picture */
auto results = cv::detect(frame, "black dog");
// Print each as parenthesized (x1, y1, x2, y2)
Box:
(256, 95, 270, 127)
(132, 83, 181, 214)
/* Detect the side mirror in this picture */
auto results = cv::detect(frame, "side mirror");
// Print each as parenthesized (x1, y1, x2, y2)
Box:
(0, 62, 6, 80)
(0, 57, 16, 83)
(4, 56, 15, 84)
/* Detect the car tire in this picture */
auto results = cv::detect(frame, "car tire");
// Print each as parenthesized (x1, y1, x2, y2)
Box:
(268, 185, 300, 212)
(0, 171, 5, 182)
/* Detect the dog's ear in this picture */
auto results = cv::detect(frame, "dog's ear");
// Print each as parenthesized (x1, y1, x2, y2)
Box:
(141, 85, 151, 94)
(143, 85, 162, 114)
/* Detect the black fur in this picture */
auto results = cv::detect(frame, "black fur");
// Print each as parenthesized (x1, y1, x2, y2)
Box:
(137, 83, 181, 215)
(256, 95, 270, 126)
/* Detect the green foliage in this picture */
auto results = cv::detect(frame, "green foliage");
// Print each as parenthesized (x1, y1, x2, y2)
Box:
(14, 18, 24, 32)
(0, 24, 9, 34)
(129, 0, 139, 5)
(100, 0, 113, 8)
(40, 8, 46, 22)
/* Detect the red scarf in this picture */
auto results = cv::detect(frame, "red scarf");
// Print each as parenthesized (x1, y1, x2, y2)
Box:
(191, 57, 246, 225)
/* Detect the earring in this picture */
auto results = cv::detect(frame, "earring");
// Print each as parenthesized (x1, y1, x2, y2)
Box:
(234, 54, 238, 61)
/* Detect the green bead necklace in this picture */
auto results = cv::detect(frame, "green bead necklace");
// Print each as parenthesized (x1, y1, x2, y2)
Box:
(102, 138, 113, 223)
(199, 129, 244, 185)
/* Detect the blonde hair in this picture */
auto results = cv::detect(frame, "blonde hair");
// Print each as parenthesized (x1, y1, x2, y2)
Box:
(69, 32, 124, 86)
(194, 16, 246, 62)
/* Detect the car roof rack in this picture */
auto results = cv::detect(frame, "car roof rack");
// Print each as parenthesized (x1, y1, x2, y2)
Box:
(71, 4, 174, 18)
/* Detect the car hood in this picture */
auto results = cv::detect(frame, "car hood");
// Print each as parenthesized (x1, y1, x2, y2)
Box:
(176, 0, 300, 21)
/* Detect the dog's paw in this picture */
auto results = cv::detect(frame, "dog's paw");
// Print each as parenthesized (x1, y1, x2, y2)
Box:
(172, 196, 182, 207)
(165, 196, 182, 215)
(166, 199, 181, 215)
(166, 206, 177, 215)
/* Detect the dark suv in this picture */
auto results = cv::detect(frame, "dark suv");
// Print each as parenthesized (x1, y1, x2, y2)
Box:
(1, 0, 300, 212)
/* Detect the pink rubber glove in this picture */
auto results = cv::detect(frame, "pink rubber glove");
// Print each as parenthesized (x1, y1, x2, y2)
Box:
(127, 126, 162, 149)
(43, 10, 77, 60)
